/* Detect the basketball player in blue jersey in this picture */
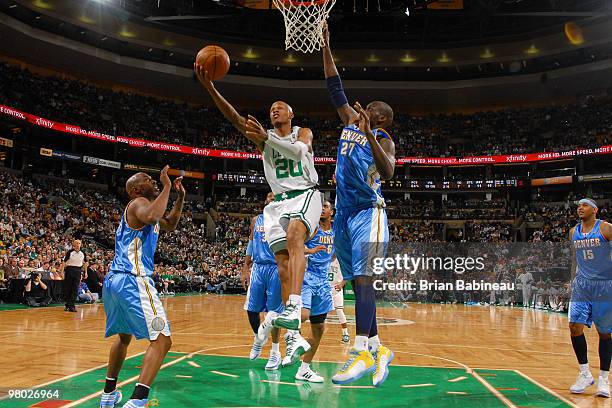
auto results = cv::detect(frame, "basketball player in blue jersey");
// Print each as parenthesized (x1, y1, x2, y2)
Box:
(322, 22, 395, 387)
(287, 200, 335, 383)
(242, 192, 287, 371)
(568, 198, 612, 397)
(99, 166, 185, 408)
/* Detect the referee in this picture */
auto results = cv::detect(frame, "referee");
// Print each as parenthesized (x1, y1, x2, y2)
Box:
(61, 239, 88, 312)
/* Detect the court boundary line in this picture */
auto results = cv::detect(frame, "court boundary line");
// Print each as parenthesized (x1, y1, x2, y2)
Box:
(514, 369, 578, 408)
(13, 348, 573, 408)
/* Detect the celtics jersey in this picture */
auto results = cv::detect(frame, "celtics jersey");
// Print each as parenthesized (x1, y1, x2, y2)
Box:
(262, 126, 318, 195)
(327, 258, 343, 286)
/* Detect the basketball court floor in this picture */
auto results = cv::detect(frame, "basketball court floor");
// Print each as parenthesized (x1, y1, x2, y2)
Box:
(0, 294, 607, 407)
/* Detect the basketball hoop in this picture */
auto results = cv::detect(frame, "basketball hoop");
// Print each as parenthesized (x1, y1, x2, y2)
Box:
(273, 0, 336, 54)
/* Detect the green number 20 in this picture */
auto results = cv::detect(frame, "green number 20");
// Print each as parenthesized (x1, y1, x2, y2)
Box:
(275, 158, 303, 179)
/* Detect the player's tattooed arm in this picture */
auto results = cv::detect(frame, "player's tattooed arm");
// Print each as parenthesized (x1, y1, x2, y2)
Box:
(601, 221, 612, 241)
(354, 102, 396, 179)
(130, 165, 172, 228)
(322, 22, 359, 126)
(160, 176, 186, 231)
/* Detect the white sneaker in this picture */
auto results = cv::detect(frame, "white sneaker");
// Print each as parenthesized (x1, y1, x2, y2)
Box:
(570, 371, 595, 393)
(295, 365, 324, 383)
(597, 376, 610, 398)
(282, 332, 311, 367)
(249, 334, 266, 360)
(273, 302, 301, 330)
(265, 350, 282, 371)
(257, 312, 277, 345)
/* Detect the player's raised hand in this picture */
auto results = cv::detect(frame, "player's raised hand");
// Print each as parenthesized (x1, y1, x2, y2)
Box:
(194, 63, 213, 88)
(160, 165, 171, 189)
(245, 115, 268, 143)
(354, 101, 372, 135)
(322, 21, 330, 48)
(173, 176, 185, 198)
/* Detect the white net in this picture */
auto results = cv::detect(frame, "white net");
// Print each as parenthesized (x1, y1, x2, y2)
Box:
(272, 0, 336, 53)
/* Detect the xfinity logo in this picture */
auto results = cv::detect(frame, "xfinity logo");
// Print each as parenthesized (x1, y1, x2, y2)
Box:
(35, 118, 55, 128)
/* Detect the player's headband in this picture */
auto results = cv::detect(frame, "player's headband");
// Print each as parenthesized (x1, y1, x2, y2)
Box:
(578, 198, 598, 209)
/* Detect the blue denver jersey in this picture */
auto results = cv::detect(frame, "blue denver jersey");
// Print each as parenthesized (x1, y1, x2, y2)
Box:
(252, 214, 276, 265)
(572, 219, 612, 280)
(335, 124, 391, 210)
(109, 200, 160, 277)
(305, 227, 334, 286)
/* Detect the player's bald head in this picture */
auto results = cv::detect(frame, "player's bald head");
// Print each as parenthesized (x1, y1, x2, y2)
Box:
(126, 172, 156, 199)
(370, 101, 394, 128)
(272, 100, 293, 114)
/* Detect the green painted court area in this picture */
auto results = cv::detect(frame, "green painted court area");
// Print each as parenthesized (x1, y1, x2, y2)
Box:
(0, 353, 570, 407)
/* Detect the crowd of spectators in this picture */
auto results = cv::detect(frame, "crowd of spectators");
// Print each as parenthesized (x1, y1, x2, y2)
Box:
(0, 171, 248, 305)
(2, 62, 612, 159)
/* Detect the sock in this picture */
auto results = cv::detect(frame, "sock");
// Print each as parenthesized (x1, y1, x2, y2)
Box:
(354, 335, 368, 351)
(131, 383, 150, 400)
(336, 308, 347, 325)
(369, 335, 381, 353)
(354, 281, 375, 337)
(571, 334, 589, 365)
(271, 342, 280, 353)
(600, 337, 612, 371)
(300, 361, 310, 370)
(580, 363, 591, 375)
(289, 294, 302, 306)
(601, 370, 609, 379)
(104, 377, 117, 393)
(342, 327, 349, 335)
(247, 311, 260, 334)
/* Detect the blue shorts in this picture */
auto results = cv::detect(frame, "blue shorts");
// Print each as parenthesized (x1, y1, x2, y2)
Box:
(103, 272, 171, 341)
(334, 206, 389, 281)
(243, 263, 283, 314)
(302, 279, 334, 317)
(569, 276, 612, 333)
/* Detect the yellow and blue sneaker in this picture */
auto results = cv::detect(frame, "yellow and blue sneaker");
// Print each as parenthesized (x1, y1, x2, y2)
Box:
(99, 390, 122, 408)
(331, 348, 375, 384)
(372, 345, 394, 387)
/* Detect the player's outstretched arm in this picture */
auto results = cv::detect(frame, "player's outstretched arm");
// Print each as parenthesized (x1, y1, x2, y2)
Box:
(354, 102, 396, 179)
(160, 176, 186, 231)
(194, 63, 258, 145)
(322, 22, 358, 126)
(131, 165, 173, 227)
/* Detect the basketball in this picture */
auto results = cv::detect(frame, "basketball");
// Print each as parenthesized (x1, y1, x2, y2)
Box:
(196, 45, 230, 81)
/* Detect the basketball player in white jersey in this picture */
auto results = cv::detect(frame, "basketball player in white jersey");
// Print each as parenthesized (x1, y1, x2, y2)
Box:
(195, 65, 322, 359)
(328, 258, 350, 343)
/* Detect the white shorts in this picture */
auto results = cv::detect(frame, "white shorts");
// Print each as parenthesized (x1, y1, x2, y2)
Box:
(332, 287, 344, 309)
(264, 189, 323, 253)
